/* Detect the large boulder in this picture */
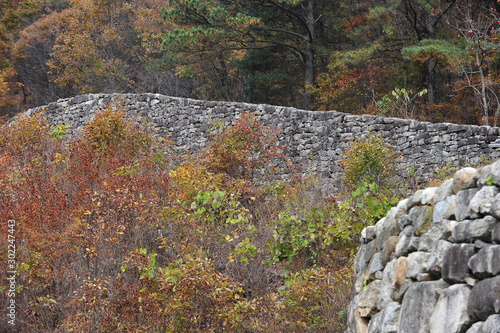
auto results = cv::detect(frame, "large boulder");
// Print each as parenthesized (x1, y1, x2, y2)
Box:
(451, 216, 498, 243)
(468, 245, 500, 278)
(442, 244, 476, 283)
(392, 257, 411, 302)
(468, 275, 500, 321)
(367, 302, 400, 333)
(428, 284, 472, 333)
(398, 279, 449, 333)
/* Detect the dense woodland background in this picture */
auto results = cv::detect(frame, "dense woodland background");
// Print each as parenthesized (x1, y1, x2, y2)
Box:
(3, 0, 500, 125)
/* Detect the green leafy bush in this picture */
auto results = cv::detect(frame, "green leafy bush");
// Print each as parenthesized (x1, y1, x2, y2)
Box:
(339, 133, 399, 190)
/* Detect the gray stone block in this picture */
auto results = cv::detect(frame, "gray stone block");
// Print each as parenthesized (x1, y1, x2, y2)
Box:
(468, 275, 500, 321)
(358, 280, 382, 318)
(442, 244, 476, 283)
(456, 188, 480, 221)
(482, 315, 500, 333)
(493, 223, 500, 244)
(406, 251, 431, 280)
(367, 302, 400, 333)
(434, 178, 454, 203)
(453, 167, 478, 194)
(468, 245, 500, 278)
(468, 186, 499, 216)
(465, 321, 483, 333)
(428, 239, 453, 277)
(429, 284, 472, 333)
(398, 280, 449, 333)
(418, 224, 446, 252)
(395, 226, 414, 258)
(451, 216, 498, 242)
(377, 259, 396, 311)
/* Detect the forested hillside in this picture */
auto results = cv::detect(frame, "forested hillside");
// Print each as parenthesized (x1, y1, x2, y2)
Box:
(2, 0, 500, 125)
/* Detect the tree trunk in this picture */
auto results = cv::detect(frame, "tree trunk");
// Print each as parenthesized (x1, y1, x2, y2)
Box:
(475, 50, 489, 126)
(303, 0, 315, 110)
(426, 58, 436, 105)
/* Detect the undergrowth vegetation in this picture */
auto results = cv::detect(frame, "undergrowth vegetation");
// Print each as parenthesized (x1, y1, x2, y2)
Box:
(1, 107, 415, 332)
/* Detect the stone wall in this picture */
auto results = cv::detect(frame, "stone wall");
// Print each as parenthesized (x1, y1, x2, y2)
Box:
(23, 93, 500, 192)
(346, 160, 500, 333)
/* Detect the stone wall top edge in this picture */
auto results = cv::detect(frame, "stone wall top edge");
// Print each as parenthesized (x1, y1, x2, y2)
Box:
(24, 93, 500, 130)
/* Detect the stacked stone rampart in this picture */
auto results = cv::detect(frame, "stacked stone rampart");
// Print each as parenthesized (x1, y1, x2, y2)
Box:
(347, 160, 500, 333)
(23, 93, 500, 192)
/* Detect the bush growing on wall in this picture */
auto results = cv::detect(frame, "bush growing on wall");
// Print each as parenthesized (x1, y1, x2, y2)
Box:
(339, 133, 399, 190)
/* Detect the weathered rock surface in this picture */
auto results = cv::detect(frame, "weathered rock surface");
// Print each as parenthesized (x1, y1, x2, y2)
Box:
(453, 167, 478, 194)
(347, 161, 500, 333)
(377, 259, 396, 311)
(482, 314, 500, 333)
(468, 245, 500, 278)
(442, 244, 476, 283)
(398, 280, 449, 333)
(451, 216, 498, 242)
(428, 284, 472, 333)
(427, 240, 452, 277)
(468, 276, 500, 321)
(367, 302, 400, 333)
(358, 280, 382, 318)
(405, 251, 431, 279)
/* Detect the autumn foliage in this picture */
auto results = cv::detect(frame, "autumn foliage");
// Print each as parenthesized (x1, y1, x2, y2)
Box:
(0, 108, 358, 332)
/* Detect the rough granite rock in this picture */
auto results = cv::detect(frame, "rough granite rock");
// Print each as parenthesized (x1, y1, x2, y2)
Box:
(422, 187, 438, 206)
(468, 275, 500, 321)
(468, 245, 500, 278)
(451, 216, 498, 243)
(410, 206, 434, 235)
(476, 164, 492, 189)
(428, 239, 453, 277)
(346, 294, 369, 333)
(377, 259, 396, 311)
(493, 223, 500, 244)
(407, 190, 423, 211)
(367, 302, 400, 333)
(397, 214, 412, 231)
(428, 284, 472, 333)
(468, 186, 499, 216)
(442, 244, 476, 283)
(395, 226, 414, 258)
(453, 167, 478, 194)
(455, 188, 480, 221)
(361, 226, 377, 244)
(465, 321, 484, 333)
(433, 195, 456, 223)
(434, 179, 454, 203)
(490, 159, 500, 186)
(490, 193, 500, 220)
(405, 251, 431, 279)
(392, 257, 411, 302)
(398, 280, 449, 333)
(481, 314, 500, 333)
(358, 280, 383, 318)
(367, 252, 385, 280)
(418, 224, 446, 252)
(380, 236, 399, 266)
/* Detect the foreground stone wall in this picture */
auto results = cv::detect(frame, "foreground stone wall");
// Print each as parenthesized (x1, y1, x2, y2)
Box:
(347, 160, 500, 333)
(24, 93, 500, 191)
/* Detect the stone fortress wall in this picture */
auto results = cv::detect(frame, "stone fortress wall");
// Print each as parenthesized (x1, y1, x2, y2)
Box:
(346, 160, 500, 333)
(24, 92, 500, 191)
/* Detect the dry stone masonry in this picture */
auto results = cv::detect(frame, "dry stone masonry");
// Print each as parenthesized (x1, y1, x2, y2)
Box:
(347, 160, 500, 333)
(23, 93, 500, 191)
